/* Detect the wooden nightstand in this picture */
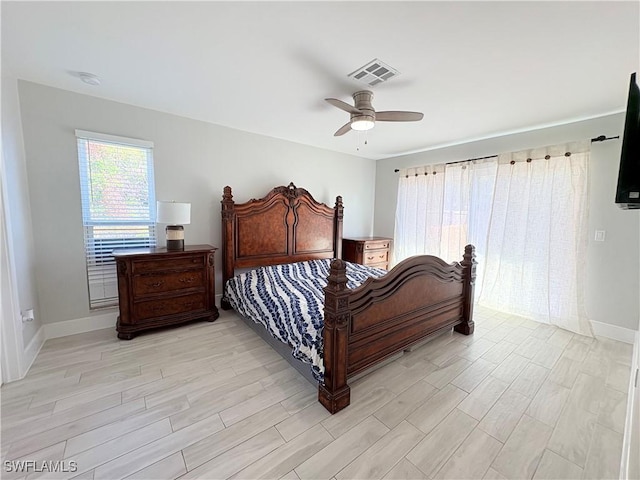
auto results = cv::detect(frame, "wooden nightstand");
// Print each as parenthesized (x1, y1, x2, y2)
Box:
(113, 245, 219, 339)
(342, 237, 393, 270)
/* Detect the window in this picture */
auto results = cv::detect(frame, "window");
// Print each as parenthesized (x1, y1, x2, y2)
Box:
(76, 130, 156, 309)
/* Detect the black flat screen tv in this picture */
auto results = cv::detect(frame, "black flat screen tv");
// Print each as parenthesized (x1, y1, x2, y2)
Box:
(615, 72, 640, 209)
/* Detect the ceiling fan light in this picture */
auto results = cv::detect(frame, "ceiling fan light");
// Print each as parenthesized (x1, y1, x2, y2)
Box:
(351, 119, 375, 131)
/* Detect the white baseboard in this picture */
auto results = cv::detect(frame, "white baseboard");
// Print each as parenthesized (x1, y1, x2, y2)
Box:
(23, 325, 45, 372)
(44, 311, 118, 339)
(621, 330, 639, 479)
(590, 320, 636, 344)
(43, 296, 224, 340)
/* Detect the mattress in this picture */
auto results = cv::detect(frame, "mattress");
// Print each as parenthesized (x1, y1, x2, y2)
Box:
(224, 259, 387, 381)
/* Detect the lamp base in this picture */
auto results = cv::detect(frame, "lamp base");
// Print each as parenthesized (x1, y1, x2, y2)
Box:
(166, 225, 185, 251)
(166, 239, 184, 251)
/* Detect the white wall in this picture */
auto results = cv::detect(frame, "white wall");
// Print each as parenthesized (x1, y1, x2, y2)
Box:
(17, 81, 376, 326)
(1, 76, 42, 348)
(374, 114, 640, 332)
(15, 79, 639, 335)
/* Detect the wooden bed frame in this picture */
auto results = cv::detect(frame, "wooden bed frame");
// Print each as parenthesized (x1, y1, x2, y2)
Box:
(221, 182, 476, 414)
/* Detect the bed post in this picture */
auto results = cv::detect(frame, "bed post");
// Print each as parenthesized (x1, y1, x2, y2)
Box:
(319, 259, 351, 413)
(334, 196, 344, 259)
(220, 186, 235, 310)
(454, 244, 476, 335)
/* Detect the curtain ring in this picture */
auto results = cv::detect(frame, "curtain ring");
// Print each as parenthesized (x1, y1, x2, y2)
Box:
(545, 155, 551, 160)
(565, 152, 571, 157)
(510, 160, 515, 165)
(433, 171, 437, 175)
(415, 173, 419, 177)
(526, 158, 532, 163)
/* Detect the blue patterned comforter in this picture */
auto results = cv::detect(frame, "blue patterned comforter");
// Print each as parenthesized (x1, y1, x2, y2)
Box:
(224, 259, 387, 381)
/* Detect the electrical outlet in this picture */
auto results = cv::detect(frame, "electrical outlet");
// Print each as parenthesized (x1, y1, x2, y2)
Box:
(594, 230, 606, 242)
(21, 309, 34, 323)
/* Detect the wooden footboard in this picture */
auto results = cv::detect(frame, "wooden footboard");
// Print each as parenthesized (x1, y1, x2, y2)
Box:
(319, 245, 476, 414)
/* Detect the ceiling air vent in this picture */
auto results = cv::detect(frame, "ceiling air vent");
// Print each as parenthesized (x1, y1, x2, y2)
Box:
(348, 59, 400, 87)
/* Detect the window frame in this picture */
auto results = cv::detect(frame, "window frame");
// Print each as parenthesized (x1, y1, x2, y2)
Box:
(76, 130, 157, 309)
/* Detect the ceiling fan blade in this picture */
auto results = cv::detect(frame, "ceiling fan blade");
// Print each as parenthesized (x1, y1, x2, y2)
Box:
(325, 98, 361, 114)
(334, 122, 352, 136)
(376, 111, 424, 122)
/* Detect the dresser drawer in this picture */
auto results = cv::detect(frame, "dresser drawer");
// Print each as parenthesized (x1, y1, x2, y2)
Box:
(133, 270, 204, 295)
(132, 254, 206, 274)
(362, 250, 389, 265)
(364, 240, 391, 251)
(366, 261, 389, 270)
(133, 293, 206, 321)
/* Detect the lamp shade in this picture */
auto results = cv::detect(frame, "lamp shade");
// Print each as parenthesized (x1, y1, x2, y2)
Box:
(156, 201, 191, 225)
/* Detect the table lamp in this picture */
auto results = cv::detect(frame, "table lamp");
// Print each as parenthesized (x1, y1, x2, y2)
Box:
(157, 201, 191, 250)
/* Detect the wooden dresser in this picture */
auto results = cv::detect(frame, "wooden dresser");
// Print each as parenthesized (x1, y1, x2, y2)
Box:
(342, 237, 393, 270)
(113, 245, 219, 339)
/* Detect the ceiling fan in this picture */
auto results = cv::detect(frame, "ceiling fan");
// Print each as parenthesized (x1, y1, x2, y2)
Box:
(325, 90, 424, 136)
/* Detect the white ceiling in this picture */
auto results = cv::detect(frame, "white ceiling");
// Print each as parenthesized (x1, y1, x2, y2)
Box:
(3, 1, 639, 160)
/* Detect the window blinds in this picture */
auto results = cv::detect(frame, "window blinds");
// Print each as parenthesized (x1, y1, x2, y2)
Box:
(76, 130, 156, 309)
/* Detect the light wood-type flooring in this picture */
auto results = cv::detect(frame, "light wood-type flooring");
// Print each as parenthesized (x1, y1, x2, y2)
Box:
(1, 306, 633, 479)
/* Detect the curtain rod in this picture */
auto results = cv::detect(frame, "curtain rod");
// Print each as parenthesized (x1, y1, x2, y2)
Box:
(394, 154, 497, 173)
(590, 135, 619, 143)
(393, 134, 615, 173)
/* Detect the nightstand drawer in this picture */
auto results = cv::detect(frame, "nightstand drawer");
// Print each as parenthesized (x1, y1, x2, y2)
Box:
(364, 240, 391, 251)
(133, 270, 205, 295)
(132, 254, 206, 274)
(362, 250, 389, 265)
(366, 262, 388, 270)
(134, 293, 206, 320)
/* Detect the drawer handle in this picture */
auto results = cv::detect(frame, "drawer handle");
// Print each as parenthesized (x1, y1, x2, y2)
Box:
(179, 277, 195, 284)
(367, 256, 374, 260)
(148, 281, 164, 288)
(379, 254, 385, 259)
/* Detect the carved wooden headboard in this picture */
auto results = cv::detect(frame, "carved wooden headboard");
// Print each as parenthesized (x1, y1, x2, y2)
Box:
(221, 183, 343, 306)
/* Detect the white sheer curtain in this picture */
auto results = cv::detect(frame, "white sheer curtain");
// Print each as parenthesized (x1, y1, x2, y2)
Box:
(394, 142, 592, 336)
(394, 164, 445, 261)
(440, 160, 497, 288)
(479, 144, 590, 335)
(394, 159, 497, 290)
